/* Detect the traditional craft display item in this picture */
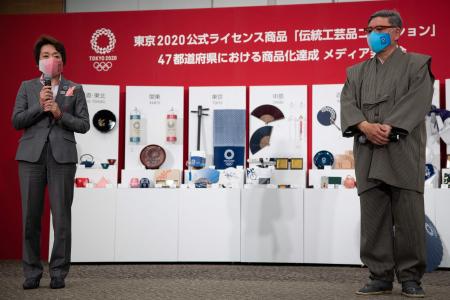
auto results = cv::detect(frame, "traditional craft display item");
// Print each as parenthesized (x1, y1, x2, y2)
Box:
(139, 144, 166, 169)
(129, 177, 140, 188)
(251, 104, 285, 124)
(249, 126, 273, 154)
(75, 177, 89, 188)
(139, 178, 151, 188)
(317, 106, 341, 131)
(313, 150, 334, 169)
(129, 107, 141, 144)
(343, 175, 357, 188)
(334, 151, 355, 169)
(218, 167, 243, 188)
(155, 169, 181, 187)
(100, 163, 109, 169)
(290, 158, 303, 170)
(107, 159, 116, 165)
(275, 158, 289, 170)
(190, 168, 220, 185)
(190, 150, 206, 169)
(190, 105, 209, 151)
(94, 176, 110, 188)
(213, 109, 246, 169)
(194, 178, 209, 188)
(425, 163, 435, 180)
(320, 176, 328, 188)
(93, 109, 116, 133)
(79, 154, 95, 168)
(328, 176, 342, 185)
(443, 172, 450, 185)
(166, 107, 177, 143)
(246, 166, 273, 184)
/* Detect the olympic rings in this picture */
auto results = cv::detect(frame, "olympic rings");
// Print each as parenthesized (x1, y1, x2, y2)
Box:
(93, 61, 113, 71)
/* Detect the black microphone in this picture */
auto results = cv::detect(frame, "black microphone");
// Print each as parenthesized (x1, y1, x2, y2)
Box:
(44, 75, 53, 126)
(44, 75, 51, 87)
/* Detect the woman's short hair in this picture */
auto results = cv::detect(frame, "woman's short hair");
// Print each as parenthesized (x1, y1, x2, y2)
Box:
(33, 35, 66, 65)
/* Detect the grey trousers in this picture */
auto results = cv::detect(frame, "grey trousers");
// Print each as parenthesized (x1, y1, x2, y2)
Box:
(18, 142, 76, 280)
(359, 184, 426, 283)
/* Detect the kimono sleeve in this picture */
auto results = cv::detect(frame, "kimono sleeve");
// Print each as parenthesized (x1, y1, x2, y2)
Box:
(383, 56, 434, 135)
(340, 66, 366, 137)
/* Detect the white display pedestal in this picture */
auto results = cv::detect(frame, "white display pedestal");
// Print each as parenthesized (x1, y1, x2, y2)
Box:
(115, 189, 180, 262)
(49, 188, 117, 262)
(303, 188, 361, 265)
(241, 187, 303, 263)
(178, 188, 241, 262)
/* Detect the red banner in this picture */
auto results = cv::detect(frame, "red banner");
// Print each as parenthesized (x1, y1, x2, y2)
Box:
(1, 0, 449, 259)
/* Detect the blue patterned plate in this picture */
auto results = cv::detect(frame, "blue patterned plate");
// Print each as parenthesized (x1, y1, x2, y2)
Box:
(314, 150, 334, 169)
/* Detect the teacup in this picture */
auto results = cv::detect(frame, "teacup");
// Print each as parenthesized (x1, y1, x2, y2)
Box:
(107, 159, 116, 165)
(130, 177, 140, 188)
(190, 150, 206, 169)
(140, 178, 150, 188)
(101, 163, 110, 169)
(75, 177, 89, 188)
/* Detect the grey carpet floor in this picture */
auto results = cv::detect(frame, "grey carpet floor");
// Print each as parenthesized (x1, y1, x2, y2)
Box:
(0, 261, 449, 299)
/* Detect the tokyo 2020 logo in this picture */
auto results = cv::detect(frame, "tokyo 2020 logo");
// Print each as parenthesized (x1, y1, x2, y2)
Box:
(89, 28, 118, 72)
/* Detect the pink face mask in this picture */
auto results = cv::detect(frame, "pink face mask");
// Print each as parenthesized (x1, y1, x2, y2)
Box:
(39, 57, 63, 77)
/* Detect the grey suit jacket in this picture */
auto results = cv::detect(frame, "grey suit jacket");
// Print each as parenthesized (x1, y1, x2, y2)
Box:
(12, 76, 90, 163)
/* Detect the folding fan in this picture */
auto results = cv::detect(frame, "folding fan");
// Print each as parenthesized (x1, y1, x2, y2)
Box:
(251, 105, 284, 124)
(317, 106, 341, 131)
(249, 126, 273, 154)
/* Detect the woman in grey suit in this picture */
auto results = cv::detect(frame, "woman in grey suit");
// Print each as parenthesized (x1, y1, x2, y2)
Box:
(12, 35, 89, 289)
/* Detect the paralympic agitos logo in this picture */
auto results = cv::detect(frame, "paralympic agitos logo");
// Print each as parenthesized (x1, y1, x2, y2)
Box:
(89, 28, 118, 72)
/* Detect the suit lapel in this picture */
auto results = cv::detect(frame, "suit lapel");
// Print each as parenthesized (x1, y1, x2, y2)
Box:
(55, 76, 70, 108)
(32, 78, 43, 103)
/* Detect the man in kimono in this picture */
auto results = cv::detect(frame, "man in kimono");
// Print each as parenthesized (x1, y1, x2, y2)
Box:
(340, 10, 434, 298)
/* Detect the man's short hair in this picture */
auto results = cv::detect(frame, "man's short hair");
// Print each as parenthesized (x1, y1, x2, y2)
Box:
(368, 10, 403, 28)
(33, 35, 66, 65)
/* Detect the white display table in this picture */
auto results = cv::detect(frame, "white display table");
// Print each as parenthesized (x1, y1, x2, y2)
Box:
(49, 187, 450, 266)
(241, 187, 303, 263)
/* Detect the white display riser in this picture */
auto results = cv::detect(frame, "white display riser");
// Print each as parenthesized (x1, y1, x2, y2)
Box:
(115, 189, 180, 262)
(178, 189, 241, 262)
(424, 188, 450, 268)
(49, 188, 117, 262)
(304, 189, 361, 265)
(49, 188, 450, 267)
(241, 188, 303, 263)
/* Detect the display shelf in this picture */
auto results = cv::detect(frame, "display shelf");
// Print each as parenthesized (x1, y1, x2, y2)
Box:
(178, 188, 241, 262)
(115, 189, 180, 262)
(241, 187, 303, 263)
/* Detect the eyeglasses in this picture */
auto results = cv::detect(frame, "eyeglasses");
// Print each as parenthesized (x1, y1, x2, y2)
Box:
(363, 25, 396, 33)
